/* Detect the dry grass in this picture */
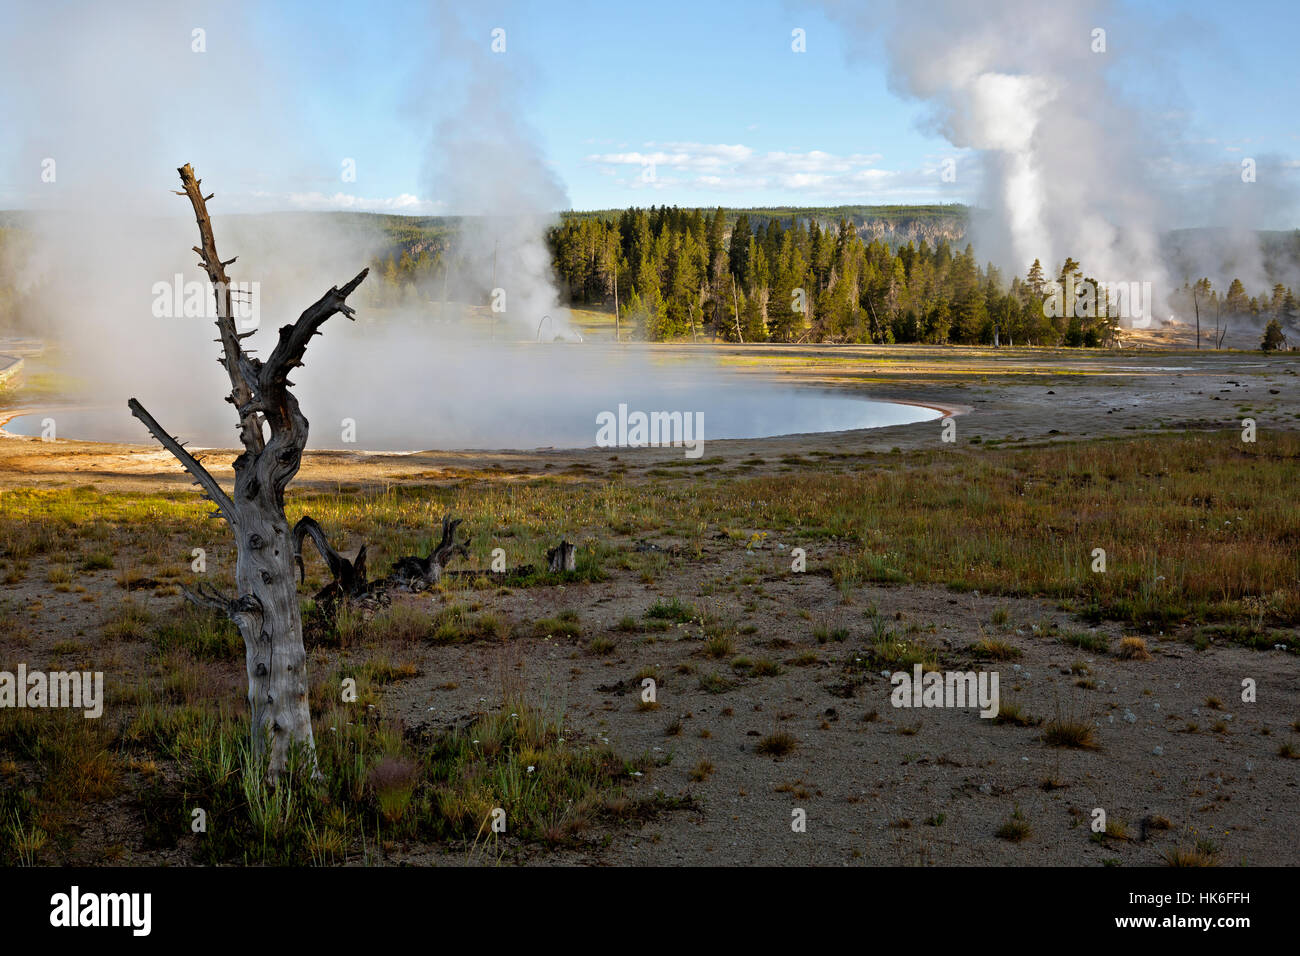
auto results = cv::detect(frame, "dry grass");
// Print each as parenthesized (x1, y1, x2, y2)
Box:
(1117, 636, 1152, 660)
(971, 637, 1021, 660)
(995, 807, 1032, 842)
(1042, 716, 1099, 750)
(754, 732, 798, 757)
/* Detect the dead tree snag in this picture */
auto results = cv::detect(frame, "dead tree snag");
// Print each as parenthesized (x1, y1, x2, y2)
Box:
(388, 514, 471, 590)
(128, 164, 367, 780)
(292, 515, 373, 609)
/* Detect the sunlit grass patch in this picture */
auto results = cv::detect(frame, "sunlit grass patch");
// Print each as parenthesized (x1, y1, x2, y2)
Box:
(971, 637, 1021, 660)
(646, 597, 695, 623)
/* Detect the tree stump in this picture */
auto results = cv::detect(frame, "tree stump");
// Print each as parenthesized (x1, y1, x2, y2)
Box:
(547, 539, 577, 573)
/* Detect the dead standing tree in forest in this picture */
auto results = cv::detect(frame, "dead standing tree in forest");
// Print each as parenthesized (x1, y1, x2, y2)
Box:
(129, 164, 368, 781)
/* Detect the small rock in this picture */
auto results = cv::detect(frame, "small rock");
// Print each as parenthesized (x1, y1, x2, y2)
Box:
(1152, 746, 1163, 756)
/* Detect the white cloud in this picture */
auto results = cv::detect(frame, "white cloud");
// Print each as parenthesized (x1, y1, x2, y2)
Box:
(583, 140, 945, 199)
(247, 190, 445, 214)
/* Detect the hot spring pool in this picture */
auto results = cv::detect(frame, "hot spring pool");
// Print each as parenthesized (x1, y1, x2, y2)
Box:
(1, 389, 941, 452)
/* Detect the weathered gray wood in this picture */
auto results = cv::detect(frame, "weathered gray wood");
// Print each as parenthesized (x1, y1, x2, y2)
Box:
(547, 539, 577, 573)
(388, 514, 470, 590)
(129, 164, 367, 782)
(292, 516, 368, 597)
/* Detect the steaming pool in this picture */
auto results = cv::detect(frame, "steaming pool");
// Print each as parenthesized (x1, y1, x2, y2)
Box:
(1, 389, 941, 452)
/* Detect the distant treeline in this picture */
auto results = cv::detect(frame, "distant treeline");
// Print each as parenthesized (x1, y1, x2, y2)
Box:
(1, 207, 1298, 347)
(551, 208, 1098, 345)
(367, 206, 1300, 345)
(559, 203, 968, 232)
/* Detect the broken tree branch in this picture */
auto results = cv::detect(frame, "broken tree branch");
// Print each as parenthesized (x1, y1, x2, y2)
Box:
(292, 516, 368, 595)
(262, 268, 370, 396)
(387, 514, 470, 590)
(176, 163, 264, 455)
(127, 398, 237, 521)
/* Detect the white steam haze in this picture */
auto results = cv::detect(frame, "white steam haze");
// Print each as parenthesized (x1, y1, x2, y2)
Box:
(418, 4, 574, 340)
(0, 0, 918, 451)
(819, 0, 1298, 325)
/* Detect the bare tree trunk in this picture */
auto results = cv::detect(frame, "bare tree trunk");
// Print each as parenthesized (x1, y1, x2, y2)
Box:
(128, 164, 367, 781)
(731, 274, 744, 344)
(1194, 287, 1200, 349)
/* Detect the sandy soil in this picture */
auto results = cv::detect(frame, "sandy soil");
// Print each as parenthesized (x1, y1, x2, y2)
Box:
(2, 343, 1298, 866)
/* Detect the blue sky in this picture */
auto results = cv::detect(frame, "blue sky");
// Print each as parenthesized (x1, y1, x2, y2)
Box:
(4, 0, 1298, 216)
(248, 0, 1300, 214)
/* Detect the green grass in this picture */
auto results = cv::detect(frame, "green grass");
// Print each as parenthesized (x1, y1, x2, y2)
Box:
(535, 609, 581, 639)
(5, 692, 657, 864)
(5, 431, 1297, 633)
(152, 606, 242, 661)
(1059, 631, 1110, 653)
(645, 597, 695, 623)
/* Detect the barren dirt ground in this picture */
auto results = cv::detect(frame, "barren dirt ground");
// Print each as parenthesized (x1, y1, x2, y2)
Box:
(2, 344, 1299, 865)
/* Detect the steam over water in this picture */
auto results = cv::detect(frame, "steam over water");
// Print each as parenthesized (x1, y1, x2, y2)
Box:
(2, 345, 939, 451)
